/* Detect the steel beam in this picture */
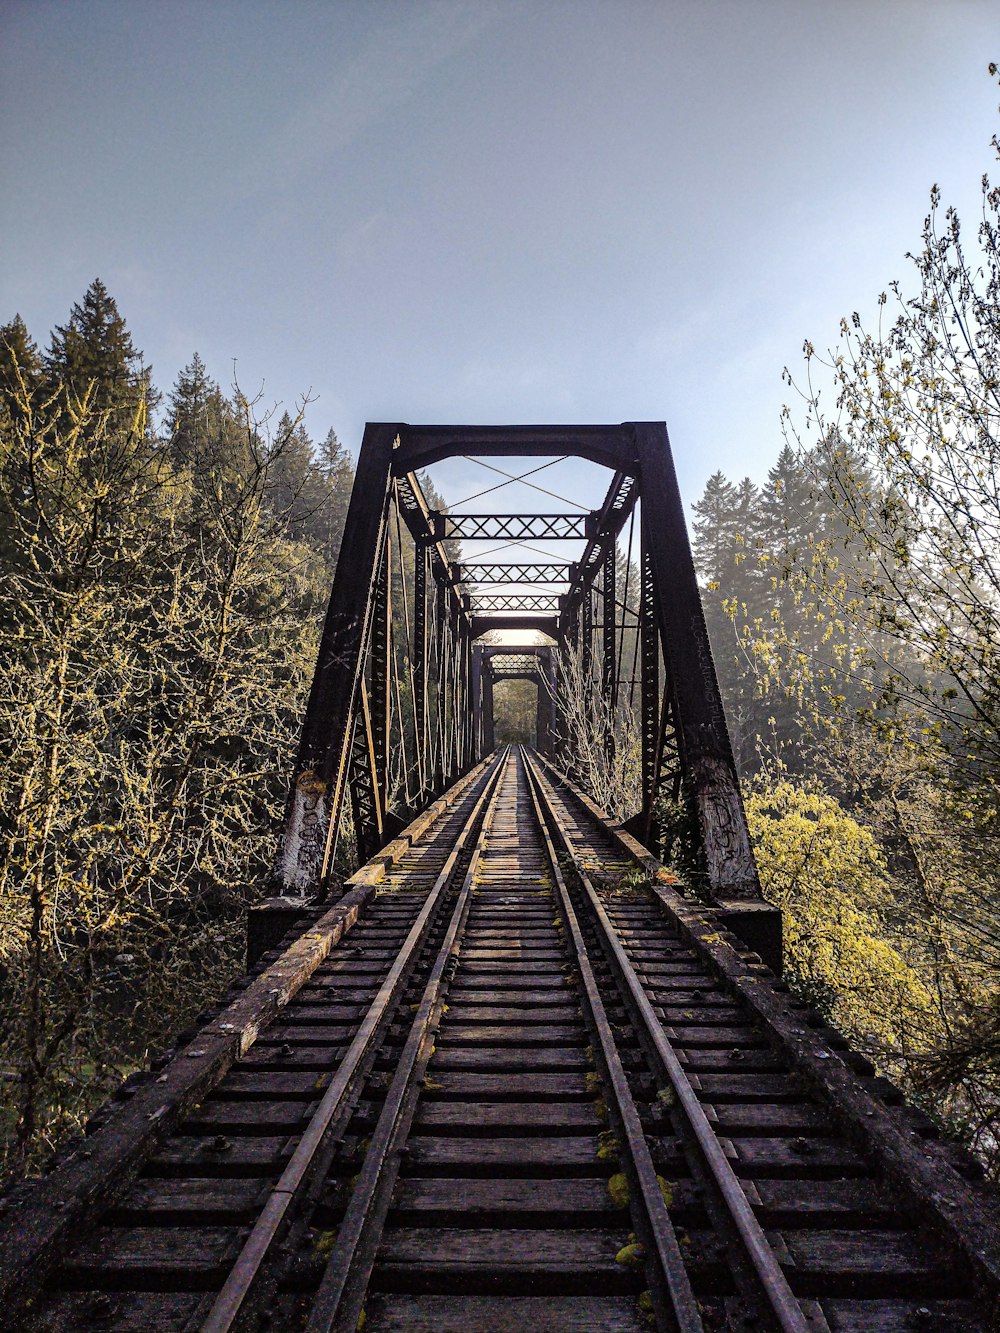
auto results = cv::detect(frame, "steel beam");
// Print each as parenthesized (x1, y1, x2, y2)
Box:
(471, 594, 561, 613)
(433, 513, 591, 542)
(276, 423, 399, 894)
(639, 523, 660, 824)
(629, 421, 763, 904)
(369, 532, 391, 823)
(413, 543, 428, 795)
(391, 423, 637, 475)
(602, 545, 616, 714)
(471, 615, 559, 638)
(457, 562, 573, 585)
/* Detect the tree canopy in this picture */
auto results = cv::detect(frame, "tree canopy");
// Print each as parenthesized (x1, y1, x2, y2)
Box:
(0, 285, 354, 1171)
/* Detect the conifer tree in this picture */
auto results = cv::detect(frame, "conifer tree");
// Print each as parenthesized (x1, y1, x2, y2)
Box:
(44, 279, 155, 426)
(0, 315, 42, 413)
(0, 317, 44, 566)
(266, 412, 331, 545)
(692, 470, 738, 586)
(315, 428, 353, 562)
(167, 354, 250, 526)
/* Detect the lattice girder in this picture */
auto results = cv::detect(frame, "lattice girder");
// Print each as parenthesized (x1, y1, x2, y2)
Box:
(457, 562, 574, 585)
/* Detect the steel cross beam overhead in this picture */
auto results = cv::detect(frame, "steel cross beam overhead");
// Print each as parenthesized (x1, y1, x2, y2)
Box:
(456, 562, 575, 585)
(433, 512, 591, 541)
(468, 593, 562, 613)
(274, 421, 780, 971)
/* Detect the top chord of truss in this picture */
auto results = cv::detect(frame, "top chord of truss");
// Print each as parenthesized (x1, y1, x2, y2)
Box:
(432, 512, 592, 541)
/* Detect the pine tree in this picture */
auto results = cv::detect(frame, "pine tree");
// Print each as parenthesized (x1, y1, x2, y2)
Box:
(44, 279, 155, 427)
(266, 412, 332, 546)
(760, 444, 821, 573)
(0, 317, 44, 567)
(167, 354, 250, 524)
(0, 315, 43, 413)
(692, 471, 738, 586)
(314, 428, 353, 563)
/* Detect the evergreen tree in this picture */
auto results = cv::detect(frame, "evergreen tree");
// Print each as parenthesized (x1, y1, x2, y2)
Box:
(760, 444, 822, 574)
(167, 354, 250, 525)
(0, 317, 44, 565)
(266, 412, 331, 545)
(0, 302, 333, 1168)
(692, 470, 738, 585)
(0, 315, 43, 417)
(44, 279, 155, 427)
(314, 428, 353, 562)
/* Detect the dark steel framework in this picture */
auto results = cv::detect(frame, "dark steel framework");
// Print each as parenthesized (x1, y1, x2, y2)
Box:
(275, 422, 778, 957)
(472, 645, 556, 756)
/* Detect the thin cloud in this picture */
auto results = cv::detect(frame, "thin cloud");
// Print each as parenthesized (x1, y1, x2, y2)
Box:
(225, 2, 508, 201)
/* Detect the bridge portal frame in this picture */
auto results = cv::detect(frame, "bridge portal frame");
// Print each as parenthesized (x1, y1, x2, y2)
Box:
(275, 422, 775, 961)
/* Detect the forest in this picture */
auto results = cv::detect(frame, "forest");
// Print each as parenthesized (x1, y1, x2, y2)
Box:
(0, 285, 355, 1173)
(2, 112, 999, 1181)
(689, 153, 1000, 1171)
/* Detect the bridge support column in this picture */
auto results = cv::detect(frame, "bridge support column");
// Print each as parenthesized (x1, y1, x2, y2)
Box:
(639, 521, 660, 831)
(471, 644, 483, 760)
(601, 544, 616, 726)
(483, 666, 495, 751)
(630, 421, 781, 972)
(274, 423, 399, 896)
(535, 679, 550, 754)
(413, 541, 428, 798)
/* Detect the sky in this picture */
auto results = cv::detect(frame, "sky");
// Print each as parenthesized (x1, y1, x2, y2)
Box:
(2, 0, 998, 516)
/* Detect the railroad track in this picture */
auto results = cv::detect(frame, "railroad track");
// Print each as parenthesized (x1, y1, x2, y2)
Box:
(2, 748, 999, 1331)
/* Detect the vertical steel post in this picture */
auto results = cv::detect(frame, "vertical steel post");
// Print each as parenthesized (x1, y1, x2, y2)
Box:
(275, 423, 398, 895)
(602, 543, 617, 743)
(548, 648, 557, 757)
(630, 421, 761, 900)
(471, 642, 483, 761)
(640, 519, 660, 822)
(581, 582, 593, 692)
(483, 664, 495, 751)
(462, 626, 475, 768)
(434, 571, 447, 793)
(370, 527, 391, 821)
(602, 545, 616, 704)
(413, 541, 428, 798)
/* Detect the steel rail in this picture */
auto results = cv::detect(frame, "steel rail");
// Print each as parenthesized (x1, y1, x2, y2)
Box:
(520, 750, 704, 1333)
(303, 749, 514, 1333)
(523, 749, 812, 1333)
(201, 747, 511, 1333)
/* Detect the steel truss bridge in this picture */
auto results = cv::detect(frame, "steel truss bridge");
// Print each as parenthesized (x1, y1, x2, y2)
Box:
(1, 424, 998, 1333)
(281, 422, 767, 945)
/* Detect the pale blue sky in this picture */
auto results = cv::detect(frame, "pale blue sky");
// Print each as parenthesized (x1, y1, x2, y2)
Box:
(2, 0, 997, 511)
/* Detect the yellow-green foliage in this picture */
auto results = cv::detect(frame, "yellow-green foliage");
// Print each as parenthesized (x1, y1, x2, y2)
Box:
(747, 781, 938, 1053)
(656, 1176, 674, 1207)
(596, 1129, 620, 1162)
(0, 300, 357, 1172)
(313, 1229, 337, 1259)
(608, 1172, 629, 1207)
(615, 1241, 645, 1267)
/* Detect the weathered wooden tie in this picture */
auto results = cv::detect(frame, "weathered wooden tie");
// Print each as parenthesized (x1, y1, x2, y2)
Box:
(1, 749, 998, 1332)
